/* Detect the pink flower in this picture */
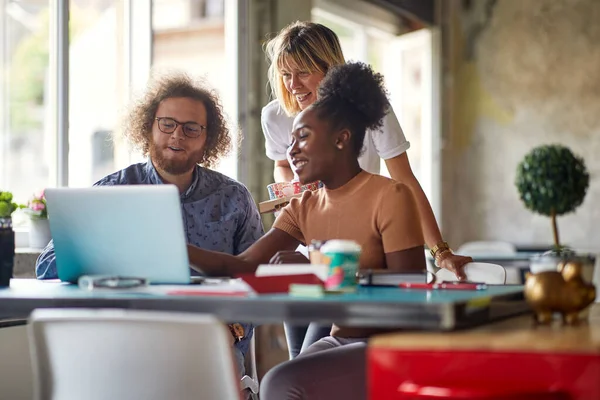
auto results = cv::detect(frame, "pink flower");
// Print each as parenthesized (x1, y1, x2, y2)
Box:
(23, 189, 48, 219)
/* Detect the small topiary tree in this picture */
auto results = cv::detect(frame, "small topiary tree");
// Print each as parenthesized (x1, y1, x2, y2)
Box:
(515, 144, 590, 250)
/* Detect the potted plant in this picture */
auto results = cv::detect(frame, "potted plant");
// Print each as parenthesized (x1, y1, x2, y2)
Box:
(0, 190, 20, 287)
(23, 189, 51, 249)
(515, 144, 593, 276)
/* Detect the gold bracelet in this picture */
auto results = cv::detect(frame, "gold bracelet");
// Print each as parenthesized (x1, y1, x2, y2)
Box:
(429, 241, 450, 258)
(434, 248, 453, 267)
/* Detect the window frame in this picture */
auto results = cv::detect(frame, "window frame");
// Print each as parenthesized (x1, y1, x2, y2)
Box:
(6, 0, 153, 248)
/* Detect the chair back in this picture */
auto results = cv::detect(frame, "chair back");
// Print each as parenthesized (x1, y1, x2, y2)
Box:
(0, 321, 33, 399)
(436, 262, 507, 284)
(28, 309, 241, 400)
(456, 241, 516, 256)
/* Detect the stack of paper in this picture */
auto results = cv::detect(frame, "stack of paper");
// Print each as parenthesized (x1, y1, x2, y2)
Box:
(255, 264, 328, 282)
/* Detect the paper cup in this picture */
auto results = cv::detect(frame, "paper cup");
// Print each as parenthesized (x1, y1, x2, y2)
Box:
(320, 240, 361, 292)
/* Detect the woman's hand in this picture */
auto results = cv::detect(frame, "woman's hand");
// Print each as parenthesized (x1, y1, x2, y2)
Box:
(436, 251, 472, 281)
(269, 250, 310, 264)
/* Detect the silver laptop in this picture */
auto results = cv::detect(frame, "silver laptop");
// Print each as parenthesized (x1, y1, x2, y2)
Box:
(45, 185, 191, 284)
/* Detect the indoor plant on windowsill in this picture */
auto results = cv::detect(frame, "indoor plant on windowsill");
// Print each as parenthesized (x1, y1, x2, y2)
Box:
(0, 190, 20, 287)
(23, 190, 51, 249)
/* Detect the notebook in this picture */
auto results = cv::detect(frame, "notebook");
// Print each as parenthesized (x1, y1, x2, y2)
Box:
(357, 270, 432, 286)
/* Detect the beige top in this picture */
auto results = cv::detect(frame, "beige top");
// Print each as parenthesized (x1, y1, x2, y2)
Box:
(274, 171, 424, 270)
(274, 171, 424, 338)
(370, 304, 600, 354)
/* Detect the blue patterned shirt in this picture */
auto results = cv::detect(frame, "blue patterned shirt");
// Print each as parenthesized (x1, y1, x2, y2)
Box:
(35, 160, 264, 356)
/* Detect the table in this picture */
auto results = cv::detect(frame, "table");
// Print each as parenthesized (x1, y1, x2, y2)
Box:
(0, 279, 527, 330)
(368, 304, 600, 399)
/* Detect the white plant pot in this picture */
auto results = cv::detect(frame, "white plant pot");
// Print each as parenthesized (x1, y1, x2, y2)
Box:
(29, 218, 51, 249)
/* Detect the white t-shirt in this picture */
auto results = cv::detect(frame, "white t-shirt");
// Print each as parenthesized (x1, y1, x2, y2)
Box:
(261, 99, 411, 175)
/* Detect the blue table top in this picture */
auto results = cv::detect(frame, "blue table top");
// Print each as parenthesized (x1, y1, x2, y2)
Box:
(263, 285, 524, 304)
(0, 279, 524, 303)
(0, 280, 527, 330)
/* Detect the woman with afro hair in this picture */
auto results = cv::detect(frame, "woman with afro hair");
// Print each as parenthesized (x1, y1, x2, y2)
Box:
(187, 61, 429, 399)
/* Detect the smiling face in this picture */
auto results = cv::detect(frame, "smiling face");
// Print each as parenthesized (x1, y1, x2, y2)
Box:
(280, 58, 325, 111)
(287, 106, 340, 184)
(149, 97, 207, 175)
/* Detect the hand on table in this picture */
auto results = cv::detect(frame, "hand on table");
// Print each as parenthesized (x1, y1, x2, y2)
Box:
(437, 252, 472, 281)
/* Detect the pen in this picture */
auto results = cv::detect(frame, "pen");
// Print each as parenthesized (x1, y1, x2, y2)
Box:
(399, 282, 487, 290)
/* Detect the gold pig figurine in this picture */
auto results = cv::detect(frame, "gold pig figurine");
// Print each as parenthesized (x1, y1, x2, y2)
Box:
(524, 261, 596, 325)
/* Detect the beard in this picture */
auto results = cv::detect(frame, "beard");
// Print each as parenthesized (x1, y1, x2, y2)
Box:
(149, 143, 204, 175)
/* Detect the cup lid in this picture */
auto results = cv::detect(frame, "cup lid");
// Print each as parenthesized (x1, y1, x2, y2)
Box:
(320, 239, 361, 254)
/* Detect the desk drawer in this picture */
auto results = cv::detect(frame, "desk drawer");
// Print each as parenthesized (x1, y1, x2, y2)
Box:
(368, 350, 600, 400)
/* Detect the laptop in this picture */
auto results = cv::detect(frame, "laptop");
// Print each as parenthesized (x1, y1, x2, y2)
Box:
(45, 185, 193, 284)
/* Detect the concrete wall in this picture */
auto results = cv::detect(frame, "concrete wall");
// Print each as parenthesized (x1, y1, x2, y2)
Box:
(441, 0, 600, 250)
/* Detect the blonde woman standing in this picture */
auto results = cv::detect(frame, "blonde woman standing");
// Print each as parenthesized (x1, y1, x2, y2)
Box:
(261, 21, 472, 358)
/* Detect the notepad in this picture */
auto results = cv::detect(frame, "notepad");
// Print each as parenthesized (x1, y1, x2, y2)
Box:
(289, 283, 326, 298)
(255, 264, 329, 282)
(358, 270, 431, 286)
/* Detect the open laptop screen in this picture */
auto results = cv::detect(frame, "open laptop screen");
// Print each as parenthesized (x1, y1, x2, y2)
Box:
(45, 185, 190, 284)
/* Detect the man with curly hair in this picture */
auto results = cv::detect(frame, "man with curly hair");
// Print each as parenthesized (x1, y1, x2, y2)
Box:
(35, 73, 264, 377)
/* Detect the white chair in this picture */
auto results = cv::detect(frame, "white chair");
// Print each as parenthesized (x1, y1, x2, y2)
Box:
(456, 241, 517, 256)
(28, 309, 242, 400)
(0, 320, 33, 399)
(436, 262, 507, 284)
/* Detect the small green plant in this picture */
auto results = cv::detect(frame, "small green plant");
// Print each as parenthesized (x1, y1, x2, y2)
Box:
(515, 144, 589, 250)
(0, 191, 20, 218)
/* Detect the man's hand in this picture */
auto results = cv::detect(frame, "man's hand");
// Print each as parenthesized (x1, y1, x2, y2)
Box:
(269, 250, 309, 264)
(187, 244, 222, 276)
(437, 252, 472, 281)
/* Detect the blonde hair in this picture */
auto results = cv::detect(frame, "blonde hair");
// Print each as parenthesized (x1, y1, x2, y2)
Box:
(265, 21, 345, 116)
(123, 72, 231, 169)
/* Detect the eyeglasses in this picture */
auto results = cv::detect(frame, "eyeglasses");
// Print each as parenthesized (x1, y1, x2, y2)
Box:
(78, 275, 148, 290)
(155, 117, 206, 139)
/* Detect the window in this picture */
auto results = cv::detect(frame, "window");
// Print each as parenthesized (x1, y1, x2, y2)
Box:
(1, 1, 152, 244)
(313, 5, 441, 219)
(384, 28, 441, 217)
(68, 0, 130, 187)
(0, 0, 152, 197)
(151, 0, 237, 179)
(91, 129, 114, 177)
(0, 0, 53, 205)
(0, 0, 143, 199)
(312, 7, 399, 180)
